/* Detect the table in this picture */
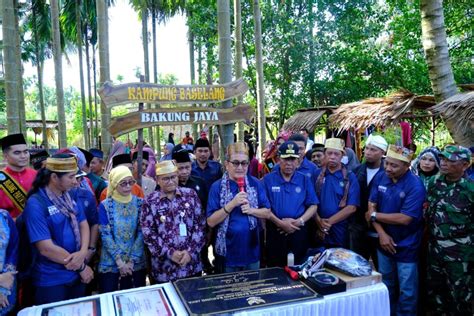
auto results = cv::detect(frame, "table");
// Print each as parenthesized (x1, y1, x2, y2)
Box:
(18, 281, 389, 316)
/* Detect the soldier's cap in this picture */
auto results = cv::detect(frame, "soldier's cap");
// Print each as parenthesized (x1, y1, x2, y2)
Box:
(156, 160, 178, 176)
(386, 144, 414, 163)
(439, 145, 471, 163)
(1, 133, 27, 151)
(278, 141, 300, 159)
(325, 138, 345, 153)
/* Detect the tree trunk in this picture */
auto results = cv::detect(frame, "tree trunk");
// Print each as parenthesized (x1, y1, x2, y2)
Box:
(93, 45, 99, 148)
(141, 7, 154, 150)
(85, 28, 94, 147)
(96, 0, 112, 153)
(151, 9, 160, 154)
(187, 10, 199, 142)
(2, 0, 20, 134)
(14, 0, 26, 135)
(32, 7, 49, 150)
(217, 0, 234, 150)
(76, 0, 90, 148)
(420, 0, 469, 145)
(50, 0, 68, 148)
(234, 0, 244, 141)
(252, 0, 266, 159)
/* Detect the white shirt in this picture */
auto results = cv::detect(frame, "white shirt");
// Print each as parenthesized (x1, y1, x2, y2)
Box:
(366, 167, 380, 185)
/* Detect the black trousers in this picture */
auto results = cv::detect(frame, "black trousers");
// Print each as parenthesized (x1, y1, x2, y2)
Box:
(266, 221, 309, 267)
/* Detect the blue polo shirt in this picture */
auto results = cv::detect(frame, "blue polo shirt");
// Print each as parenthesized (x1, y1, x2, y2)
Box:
(273, 158, 318, 189)
(192, 160, 223, 190)
(263, 170, 318, 219)
(70, 187, 98, 226)
(369, 170, 426, 262)
(207, 176, 270, 267)
(24, 189, 86, 287)
(315, 168, 360, 247)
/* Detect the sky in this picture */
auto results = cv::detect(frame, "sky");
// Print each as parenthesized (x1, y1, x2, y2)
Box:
(23, 0, 191, 90)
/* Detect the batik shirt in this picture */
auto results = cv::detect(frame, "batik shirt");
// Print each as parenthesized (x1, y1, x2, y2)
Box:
(140, 187, 205, 282)
(0, 209, 18, 315)
(98, 196, 146, 273)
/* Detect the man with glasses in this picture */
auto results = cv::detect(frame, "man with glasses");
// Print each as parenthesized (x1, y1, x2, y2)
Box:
(141, 160, 206, 283)
(207, 142, 270, 273)
(263, 141, 318, 267)
(192, 138, 223, 191)
(425, 145, 473, 315)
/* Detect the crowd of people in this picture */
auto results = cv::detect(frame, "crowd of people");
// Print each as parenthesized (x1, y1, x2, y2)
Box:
(0, 129, 472, 316)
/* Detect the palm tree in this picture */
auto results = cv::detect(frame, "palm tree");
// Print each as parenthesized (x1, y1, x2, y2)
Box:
(420, 0, 461, 143)
(96, 0, 112, 153)
(14, 0, 26, 135)
(234, 0, 244, 141)
(252, 0, 266, 159)
(217, 0, 233, 148)
(50, 0, 67, 147)
(2, 0, 21, 133)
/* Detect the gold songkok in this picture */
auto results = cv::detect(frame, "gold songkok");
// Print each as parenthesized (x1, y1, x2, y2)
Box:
(156, 160, 178, 176)
(45, 156, 78, 173)
(386, 145, 414, 163)
(227, 141, 249, 159)
(325, 138, 345, 152)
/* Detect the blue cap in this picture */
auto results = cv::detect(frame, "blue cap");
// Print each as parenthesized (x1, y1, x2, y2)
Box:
(89, 148, 104, 159)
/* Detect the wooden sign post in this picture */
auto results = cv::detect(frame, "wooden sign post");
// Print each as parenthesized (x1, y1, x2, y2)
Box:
(98, 78, 248, 108)
(108, 104, 255, 137)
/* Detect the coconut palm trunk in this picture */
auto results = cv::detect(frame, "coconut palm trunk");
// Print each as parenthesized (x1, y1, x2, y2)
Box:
(2, 0, 21, 133)
(234, 0, 244, 141)
(420, 0, 462, 144)
(141, 7, 154, 149)
(76, 0, 90, 148)
(96, 0, 112, 153)
(50, 0, 68, 147)
(252, 0, 266, 159)
(217, 0, 234, 149)
(14, 0, 26, 135)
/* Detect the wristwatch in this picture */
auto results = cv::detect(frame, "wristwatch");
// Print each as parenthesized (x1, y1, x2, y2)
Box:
(370, 212, 377, 223)
(299, 218, 305, 227)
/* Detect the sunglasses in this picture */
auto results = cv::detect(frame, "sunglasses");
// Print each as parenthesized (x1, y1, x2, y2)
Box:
(228, 160, 249, 167)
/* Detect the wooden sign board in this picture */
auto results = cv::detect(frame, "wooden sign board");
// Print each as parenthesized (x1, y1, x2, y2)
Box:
(108, 104, 255, 136)
(98, 78, 249, 108)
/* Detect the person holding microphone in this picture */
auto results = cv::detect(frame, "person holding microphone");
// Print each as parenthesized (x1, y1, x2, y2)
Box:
(207, 142, 271, 273)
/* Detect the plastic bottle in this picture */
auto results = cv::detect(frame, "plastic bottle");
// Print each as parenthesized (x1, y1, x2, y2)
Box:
(287, 252, 294, 266)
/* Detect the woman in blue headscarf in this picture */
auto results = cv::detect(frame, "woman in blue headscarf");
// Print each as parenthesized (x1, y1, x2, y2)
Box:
(0, 209, 18, 315)
(160, 143, 174, 161)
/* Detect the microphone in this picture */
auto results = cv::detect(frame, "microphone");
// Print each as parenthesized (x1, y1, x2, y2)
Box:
(237, 177, 245, 192)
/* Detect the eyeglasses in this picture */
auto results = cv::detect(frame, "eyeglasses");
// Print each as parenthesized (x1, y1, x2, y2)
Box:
(119, 180, 136, 188)
(228, 160, 249, 167)
(160, 175, 178, 183)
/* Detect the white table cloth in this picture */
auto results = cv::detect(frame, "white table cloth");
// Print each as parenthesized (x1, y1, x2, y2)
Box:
(18, 281, 389, 316)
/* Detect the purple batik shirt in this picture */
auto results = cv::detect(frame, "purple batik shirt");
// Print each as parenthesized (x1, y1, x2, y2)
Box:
(140, 187, 205, 282)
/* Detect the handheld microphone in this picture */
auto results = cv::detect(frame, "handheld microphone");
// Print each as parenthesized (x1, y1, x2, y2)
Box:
(237, 177, 245, 192)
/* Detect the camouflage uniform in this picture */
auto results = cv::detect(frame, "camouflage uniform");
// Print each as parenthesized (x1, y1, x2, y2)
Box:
(425, 146, 474, 315)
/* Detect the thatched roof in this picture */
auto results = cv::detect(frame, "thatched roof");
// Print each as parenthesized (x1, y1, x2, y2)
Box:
(283, 107, 336, 133)
(0, 120, 58, 130)
(329, 90, 436, 131)
(430, 91, 474, 146)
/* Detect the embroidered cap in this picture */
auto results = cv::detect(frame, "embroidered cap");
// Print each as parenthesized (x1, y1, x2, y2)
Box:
(278, 141, 300, 159)
(439, 145, 471, 163)
(325, 138, 345, 152)
(46, 156, 78, 173)
(1, 133, 27, 151)
(386, 145, 414, 163)
(156, 160, 178, 176)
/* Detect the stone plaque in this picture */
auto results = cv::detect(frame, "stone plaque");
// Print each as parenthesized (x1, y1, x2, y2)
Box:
(173, 268, 320, 315)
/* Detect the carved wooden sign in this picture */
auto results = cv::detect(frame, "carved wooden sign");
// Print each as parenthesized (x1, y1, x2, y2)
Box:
(98, 78, 249, 108)
(108, 104, 255, 136)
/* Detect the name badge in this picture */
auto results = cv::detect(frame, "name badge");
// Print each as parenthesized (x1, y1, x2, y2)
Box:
(378, 185, 387, 193)
(48, 206, 59, 216)
(179, 223, 188, 237)
(271, 186, 281, 192)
